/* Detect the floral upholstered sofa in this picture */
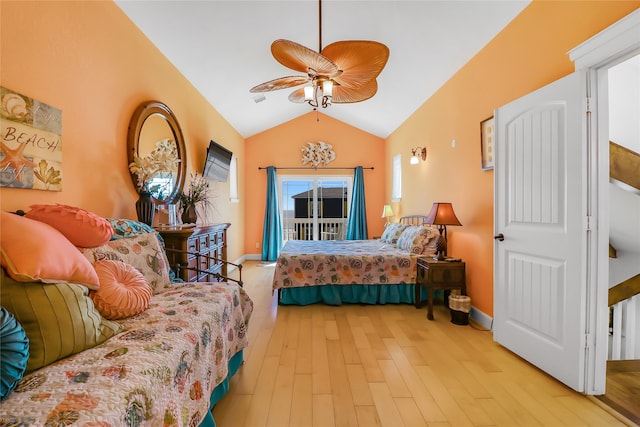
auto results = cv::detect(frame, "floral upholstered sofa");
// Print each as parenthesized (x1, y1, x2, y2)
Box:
(0, 206, 252, 427)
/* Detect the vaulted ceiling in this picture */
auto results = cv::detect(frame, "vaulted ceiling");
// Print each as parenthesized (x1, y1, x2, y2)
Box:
(115, 1, 531, 138)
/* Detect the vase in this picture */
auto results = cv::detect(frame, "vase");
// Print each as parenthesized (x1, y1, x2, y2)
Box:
(181, 205, 197, 224)
(135, 191, 155, 226)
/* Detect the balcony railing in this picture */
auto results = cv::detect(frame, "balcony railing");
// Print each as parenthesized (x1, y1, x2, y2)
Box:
(283, 218, 348, 241)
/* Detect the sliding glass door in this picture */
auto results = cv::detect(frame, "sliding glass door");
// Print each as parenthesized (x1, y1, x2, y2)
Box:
(279, 175, 352, 242)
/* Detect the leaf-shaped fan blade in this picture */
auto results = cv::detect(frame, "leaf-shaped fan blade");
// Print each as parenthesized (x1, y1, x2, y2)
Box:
(321, 41, 389, 89)
(272, 39, 339, 75)
(331, 79, 378, 104)
(288, 87, 307, 104)
(250, 76, 310, 93)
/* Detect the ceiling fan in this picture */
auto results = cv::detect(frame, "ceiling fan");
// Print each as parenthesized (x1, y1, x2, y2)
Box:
(249, 0, 389, 109)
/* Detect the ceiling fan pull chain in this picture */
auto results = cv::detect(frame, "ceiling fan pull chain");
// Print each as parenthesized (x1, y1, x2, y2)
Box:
(318, 0, 322, 53)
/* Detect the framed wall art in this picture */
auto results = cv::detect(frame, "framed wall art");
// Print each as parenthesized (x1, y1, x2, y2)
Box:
(480, 116, 495, 171)
(0, 87, 62, 190)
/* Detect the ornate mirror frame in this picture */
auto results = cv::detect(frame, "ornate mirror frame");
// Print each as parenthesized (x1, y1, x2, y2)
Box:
(127, 101, 187, 204)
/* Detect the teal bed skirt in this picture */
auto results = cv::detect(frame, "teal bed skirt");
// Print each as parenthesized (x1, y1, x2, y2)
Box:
(278, 284, 433, 306)
(199, 350, 244, 427)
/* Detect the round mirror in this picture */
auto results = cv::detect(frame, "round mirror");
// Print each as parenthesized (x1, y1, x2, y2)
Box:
(127, 101, 186, 204)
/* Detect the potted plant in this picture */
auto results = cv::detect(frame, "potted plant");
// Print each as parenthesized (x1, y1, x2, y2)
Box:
(177, 173, 211, 224)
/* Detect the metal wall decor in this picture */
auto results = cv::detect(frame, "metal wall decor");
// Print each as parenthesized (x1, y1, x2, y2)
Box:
(301, 141, 336, 168)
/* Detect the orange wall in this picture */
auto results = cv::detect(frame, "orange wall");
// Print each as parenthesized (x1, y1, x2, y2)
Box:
(387, 0, 639, 317)
(244, 111, 386, 254)
(0, 1, 246, 262)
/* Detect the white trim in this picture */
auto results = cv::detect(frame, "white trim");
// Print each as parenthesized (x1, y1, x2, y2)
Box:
(469, 306, 493, 331)
(567, 8, 640, 395)
(569, 9, 640, 70)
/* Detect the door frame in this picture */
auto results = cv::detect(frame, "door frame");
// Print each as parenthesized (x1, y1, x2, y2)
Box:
(568, 9, 640, 395)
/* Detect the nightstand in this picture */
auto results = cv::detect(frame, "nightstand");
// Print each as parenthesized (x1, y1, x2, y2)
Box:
(416, 257, 466, 320)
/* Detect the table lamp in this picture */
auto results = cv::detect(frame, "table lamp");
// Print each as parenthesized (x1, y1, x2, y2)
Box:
(382, 205, 394, 227)
(424, 202, 462, 260)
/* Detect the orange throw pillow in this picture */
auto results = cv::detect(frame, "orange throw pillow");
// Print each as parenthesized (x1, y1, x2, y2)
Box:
(90, 260, 153, 320)
(0, 212, 100, 289)
(25, 204, 113, 248)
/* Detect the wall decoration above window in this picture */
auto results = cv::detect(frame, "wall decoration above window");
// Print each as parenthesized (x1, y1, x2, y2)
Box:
(301, 141, 336, 168)
(0, 87, 62, 191)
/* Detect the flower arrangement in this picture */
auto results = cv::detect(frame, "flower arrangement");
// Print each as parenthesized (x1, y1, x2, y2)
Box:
(129, 138, 181, 192)
(178, 173, 211, 222)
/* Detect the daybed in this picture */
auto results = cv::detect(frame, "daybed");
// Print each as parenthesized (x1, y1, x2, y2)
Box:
(0, 207, 252, 427)
(272, 215, 438, 306)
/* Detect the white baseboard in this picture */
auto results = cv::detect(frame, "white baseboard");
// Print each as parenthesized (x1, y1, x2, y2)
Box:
(470, 306, 493, 331)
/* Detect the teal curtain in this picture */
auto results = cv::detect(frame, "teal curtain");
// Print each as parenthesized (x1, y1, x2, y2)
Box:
(261, 166, 283, 261)
(346, 166, 368, 240)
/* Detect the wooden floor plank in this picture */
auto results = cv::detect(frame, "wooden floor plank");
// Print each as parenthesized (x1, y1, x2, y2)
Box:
(291, 373, 313, 427)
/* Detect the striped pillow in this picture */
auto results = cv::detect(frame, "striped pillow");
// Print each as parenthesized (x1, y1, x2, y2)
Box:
(0, 269, 122, 373)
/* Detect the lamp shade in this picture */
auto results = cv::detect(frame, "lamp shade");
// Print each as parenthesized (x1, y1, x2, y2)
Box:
(382, 205, 394, 218)
(304, 85, 314, 101)
(425, 202, 462, 226)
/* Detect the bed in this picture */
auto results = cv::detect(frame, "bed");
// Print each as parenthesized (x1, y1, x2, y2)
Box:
(272, 215, 438, 306)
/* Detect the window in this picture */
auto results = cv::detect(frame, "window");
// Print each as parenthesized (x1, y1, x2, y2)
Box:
(392, 153, 402, 202)
(229, 155, 239, 203)
(278, 175, 352, 241)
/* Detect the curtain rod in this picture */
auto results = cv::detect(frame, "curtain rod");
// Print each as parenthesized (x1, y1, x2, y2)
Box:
(258, 166, 374, 171)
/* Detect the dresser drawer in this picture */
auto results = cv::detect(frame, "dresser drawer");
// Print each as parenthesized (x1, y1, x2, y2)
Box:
(429, 266, 465, 284)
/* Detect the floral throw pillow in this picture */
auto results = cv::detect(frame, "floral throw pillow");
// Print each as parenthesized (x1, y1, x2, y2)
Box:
(397, 225, 439, 255)
(396, 226, 422, 252)
(80, 232, 171, 294)
(380, 223, 409, 244)
(409, 225, 439, 255)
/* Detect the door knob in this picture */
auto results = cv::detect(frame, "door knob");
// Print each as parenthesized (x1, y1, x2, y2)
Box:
(494, 233, 505, 241)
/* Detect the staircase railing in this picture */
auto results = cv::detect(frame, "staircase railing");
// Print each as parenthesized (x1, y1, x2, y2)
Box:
(610, 140, 640, 192)
(608, 274, 640, 360)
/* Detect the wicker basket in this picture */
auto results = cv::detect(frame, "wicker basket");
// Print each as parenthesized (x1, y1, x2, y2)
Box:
(448, 294, 471, 325)
(448, 294, 471, 313)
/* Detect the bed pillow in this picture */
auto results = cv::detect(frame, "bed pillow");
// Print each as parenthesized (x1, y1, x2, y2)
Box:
(0, 211, 100, 289)
(0, 307, 29, 400)
(396, 225, 422, 251)
(90, 260, 153, 320)
(25, 204, 113, 248)
(409, 225, 439, 255)
(380, 223, 409, 244)
(80, 232, 171, 294)
(0, 269, 122, 373)
(107, 218, 156, 240)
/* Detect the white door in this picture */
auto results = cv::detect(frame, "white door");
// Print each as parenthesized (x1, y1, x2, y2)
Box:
(494, 72, 590, 392)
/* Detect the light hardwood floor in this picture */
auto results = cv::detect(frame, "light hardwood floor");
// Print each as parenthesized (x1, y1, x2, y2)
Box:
(213, 261, 634, 427)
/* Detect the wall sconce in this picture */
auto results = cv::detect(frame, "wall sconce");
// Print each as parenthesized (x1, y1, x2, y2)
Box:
(410, 147, 427, 165)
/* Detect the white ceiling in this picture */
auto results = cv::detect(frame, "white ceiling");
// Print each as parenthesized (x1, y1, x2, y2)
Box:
(115, 0, 531, 139)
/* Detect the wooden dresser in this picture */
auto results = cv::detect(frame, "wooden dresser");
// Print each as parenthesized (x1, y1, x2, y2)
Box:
(156, 223, 230, 282)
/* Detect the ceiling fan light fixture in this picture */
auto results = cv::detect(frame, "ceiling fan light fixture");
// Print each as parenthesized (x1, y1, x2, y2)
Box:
(304, 85, 315, 101)
(249, 0, 389, 109)
(322, 80, 333, 98)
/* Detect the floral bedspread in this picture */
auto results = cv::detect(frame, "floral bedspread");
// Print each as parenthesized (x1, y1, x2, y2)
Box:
(272, 239, 417, 290)
(0, 282, 253, 427)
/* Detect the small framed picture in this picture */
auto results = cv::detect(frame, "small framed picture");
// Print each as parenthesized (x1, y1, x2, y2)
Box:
(480, 116, 495, 170)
